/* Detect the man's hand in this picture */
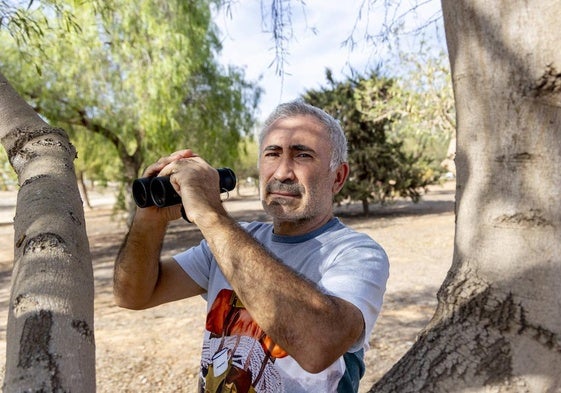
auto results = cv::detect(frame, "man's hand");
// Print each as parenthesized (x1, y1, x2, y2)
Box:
(134, 149, 199, 223)
(157, 156, 227, 225)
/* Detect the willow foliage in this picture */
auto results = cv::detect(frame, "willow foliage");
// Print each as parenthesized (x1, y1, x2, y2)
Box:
(1, 0, 261, 193)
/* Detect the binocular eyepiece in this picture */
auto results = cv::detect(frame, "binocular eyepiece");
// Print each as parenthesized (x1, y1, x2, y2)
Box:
(132, 167, 237, 209)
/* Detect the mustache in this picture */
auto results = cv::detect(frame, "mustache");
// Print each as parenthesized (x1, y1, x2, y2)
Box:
(265, 181, 304, 195)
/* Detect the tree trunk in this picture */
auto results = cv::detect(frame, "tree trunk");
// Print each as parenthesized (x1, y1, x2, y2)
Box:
(78, 170, 93, 210)
(122, 154, 142, 224)
(362, 198, 370, 216)
(0, 72, 95, 391)
(370, 1, 561, 391)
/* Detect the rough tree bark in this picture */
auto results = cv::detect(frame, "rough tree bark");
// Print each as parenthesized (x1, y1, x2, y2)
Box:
(0, 72, 95, 391)
(370, 1, 561, 392)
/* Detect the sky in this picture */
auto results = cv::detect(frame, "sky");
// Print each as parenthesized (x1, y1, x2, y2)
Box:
(213, 1, 445, 122)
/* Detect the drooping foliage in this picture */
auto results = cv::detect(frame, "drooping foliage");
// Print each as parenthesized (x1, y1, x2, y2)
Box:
(0, 0, 80, 44)
(304, 69, 439, 214)
(0, 0, 261, 210)
(356, 49, 455, 170)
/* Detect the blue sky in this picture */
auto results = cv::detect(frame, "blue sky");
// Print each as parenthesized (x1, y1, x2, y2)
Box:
(213, 1, 444, 122)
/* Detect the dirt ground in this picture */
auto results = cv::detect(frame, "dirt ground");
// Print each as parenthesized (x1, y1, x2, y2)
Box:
(0, 181, 456, 392)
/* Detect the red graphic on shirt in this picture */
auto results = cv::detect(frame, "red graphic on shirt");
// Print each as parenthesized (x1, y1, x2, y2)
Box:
(200, 289, 287, 392)
(206, 289, 287, 359)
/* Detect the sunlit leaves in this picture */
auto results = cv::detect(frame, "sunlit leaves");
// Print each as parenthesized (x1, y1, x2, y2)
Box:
(1, 0, 81, 45)
(1, 0, 261, 195)
(358, 49, 454, 152)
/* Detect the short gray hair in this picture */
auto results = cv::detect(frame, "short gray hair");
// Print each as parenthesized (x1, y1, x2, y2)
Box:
(258, 100, 348, 171)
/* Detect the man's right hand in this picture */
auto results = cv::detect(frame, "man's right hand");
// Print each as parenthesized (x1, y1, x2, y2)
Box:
(134, 149, 199, 223)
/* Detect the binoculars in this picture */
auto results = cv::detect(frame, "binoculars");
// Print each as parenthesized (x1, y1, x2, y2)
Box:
(132, 167, 237, 209)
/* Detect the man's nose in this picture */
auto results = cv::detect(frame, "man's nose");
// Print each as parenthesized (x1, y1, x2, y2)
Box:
(273, 157, 295, 182)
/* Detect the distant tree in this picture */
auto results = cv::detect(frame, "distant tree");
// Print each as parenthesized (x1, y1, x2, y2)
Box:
(0, 0, 261, 214)
(304, 69, 438, 214)
(356, 49, 455, 173)
(233, 136, 260, 196)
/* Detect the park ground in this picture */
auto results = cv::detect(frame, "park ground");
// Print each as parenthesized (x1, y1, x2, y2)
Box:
(0, 180, 455, 392)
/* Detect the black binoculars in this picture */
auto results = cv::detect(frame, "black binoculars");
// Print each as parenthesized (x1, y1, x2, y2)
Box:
(132, 167, 237, 209)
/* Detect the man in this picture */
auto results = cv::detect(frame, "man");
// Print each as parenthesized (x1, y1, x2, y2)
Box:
(114, 101, 389, 392)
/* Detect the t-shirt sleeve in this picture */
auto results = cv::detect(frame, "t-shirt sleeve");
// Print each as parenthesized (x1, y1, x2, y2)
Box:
(319, 238, 389, 352)
(173, 240, 214, 292)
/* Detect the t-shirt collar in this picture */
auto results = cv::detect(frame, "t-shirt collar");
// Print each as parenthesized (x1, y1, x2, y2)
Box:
(271, 217, 340, 244)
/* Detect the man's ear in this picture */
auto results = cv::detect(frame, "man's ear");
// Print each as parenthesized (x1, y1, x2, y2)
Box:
(332, 162, 350, 194)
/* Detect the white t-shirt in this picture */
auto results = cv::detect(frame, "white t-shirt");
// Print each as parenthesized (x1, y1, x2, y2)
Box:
(174, 218, 389, 392)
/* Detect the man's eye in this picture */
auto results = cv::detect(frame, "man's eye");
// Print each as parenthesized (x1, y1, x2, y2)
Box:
(264, 152, 280, 157)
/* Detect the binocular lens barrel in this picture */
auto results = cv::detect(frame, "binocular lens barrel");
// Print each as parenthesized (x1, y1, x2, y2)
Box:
(132, 167, 236, 209)
(132, 177, 154, 208)
(150, 176, 182, 208)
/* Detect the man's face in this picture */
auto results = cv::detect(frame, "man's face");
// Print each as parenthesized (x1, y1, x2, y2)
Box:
(259, 115, 348, 235)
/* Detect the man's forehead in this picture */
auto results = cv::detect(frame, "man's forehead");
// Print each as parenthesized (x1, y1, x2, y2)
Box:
(263, 115, 327, 142)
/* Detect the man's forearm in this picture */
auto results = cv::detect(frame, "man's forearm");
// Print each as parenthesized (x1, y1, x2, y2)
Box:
(113, 212, 168, 309)
(195, 211, 363, 373)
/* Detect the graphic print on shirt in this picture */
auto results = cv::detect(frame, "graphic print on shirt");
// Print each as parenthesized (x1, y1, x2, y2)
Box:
(199, 289, 288, 393)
